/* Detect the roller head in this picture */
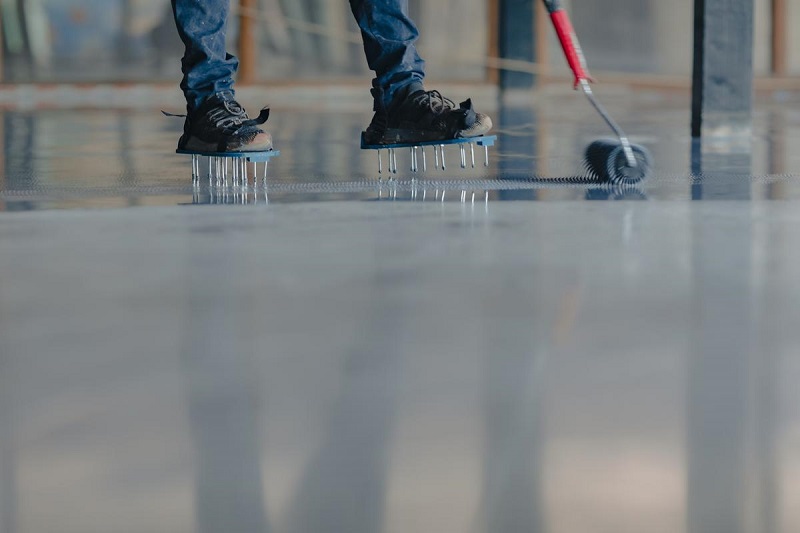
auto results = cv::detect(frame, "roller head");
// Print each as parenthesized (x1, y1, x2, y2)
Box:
(583, 139, 652, 185)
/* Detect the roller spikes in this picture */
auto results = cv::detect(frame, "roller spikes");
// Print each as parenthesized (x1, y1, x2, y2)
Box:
(365, 135, 497, 176)
(582, 139, 652, 185)
(181, 149, 280, 190)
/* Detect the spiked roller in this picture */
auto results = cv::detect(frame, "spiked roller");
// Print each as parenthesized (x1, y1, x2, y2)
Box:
(361, 135, 498, 175)
(177, 149, 280, 190)
(583, 140, 651, 185)
(543, 0, 653, 184)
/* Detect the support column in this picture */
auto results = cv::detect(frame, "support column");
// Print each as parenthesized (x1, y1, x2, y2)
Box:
(238, 0, 257, 84)
(0, 8, 4, 84)
(771, 0, 788, 75)
(691, 0, 754, 138)
(498, 0, 536, 90)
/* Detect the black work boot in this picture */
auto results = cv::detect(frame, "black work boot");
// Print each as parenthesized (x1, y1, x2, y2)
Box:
(363, 86, 492, 146)
(177, 91, 273, 153)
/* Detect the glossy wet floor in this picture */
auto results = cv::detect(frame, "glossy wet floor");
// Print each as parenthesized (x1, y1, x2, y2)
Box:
(1, 92, 799, 533)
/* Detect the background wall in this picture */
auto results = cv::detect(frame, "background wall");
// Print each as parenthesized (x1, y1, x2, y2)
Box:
(1, 0, 799, 84)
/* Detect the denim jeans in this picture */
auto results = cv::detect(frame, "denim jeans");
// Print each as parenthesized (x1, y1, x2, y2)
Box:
(172, 0, 426, 113)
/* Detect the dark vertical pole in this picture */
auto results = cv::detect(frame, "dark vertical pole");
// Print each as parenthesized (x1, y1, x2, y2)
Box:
(691, 0, 754, 138)
(498, 0, 535, 90)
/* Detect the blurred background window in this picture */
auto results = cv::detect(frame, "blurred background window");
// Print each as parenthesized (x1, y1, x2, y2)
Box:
(0, 0, 798, 84)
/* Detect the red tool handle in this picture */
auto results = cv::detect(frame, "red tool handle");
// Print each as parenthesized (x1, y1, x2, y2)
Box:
(549, 9, 593, 89)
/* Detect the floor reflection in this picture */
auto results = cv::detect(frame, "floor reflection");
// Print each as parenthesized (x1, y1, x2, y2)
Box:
(2, 94, 800, 209)
(0, 198, 799, 531)
(182, 237, 269, 533)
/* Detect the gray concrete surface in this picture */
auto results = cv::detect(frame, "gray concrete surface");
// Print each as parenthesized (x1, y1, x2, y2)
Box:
(1, 91, 800, 533)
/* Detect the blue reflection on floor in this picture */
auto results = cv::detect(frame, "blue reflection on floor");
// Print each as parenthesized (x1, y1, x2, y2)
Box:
(2, 90, 800, 533)
(2, 90, 800, 209)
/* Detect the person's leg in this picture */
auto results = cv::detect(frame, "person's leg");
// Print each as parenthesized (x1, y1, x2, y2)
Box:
(349, 0, 425, 110)
(172, 0, 238, 113)
(352, 0, 492, 144)
(169, 0, 272, 153)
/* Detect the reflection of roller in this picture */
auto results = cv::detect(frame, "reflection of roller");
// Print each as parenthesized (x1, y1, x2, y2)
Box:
(543, 0, 653, 184)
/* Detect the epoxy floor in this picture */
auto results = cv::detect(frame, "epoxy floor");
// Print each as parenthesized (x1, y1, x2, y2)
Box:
(1, 89, 800, 533)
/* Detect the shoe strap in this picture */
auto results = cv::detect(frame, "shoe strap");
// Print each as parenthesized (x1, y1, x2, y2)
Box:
(243, 107, 270, 126)
(161, 110, 187, 118)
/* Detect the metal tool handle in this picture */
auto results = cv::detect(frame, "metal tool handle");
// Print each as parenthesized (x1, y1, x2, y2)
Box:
(543, 0, 637, 168)
(578, 80, 638, 168)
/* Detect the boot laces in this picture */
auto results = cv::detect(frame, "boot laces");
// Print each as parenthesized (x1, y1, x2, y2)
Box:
(411, 90, 455, 115)
(207, 100, 248, 130)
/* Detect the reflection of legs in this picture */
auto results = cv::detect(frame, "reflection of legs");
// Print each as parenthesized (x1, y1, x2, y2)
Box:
(481, 294, 544, 533)
(286, 356, 400, 533)
(189, 380, 269, 533)
(181, 244, 269, 533)
(286, 282, 406, 533)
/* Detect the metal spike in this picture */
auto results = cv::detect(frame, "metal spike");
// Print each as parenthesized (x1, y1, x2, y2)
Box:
(470, 143, 475, 168)
(440, 145, 446, 170)
(484, 145, 489, 167)
(422, 147, 427, 172)
(378, 149, 383, 174)
(434, 145, 440, 169)
(460, 145, 466, 169)
(461, 190, 466, 203)
(441, 190, 446, 202)
(472, 192, 475, 204)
